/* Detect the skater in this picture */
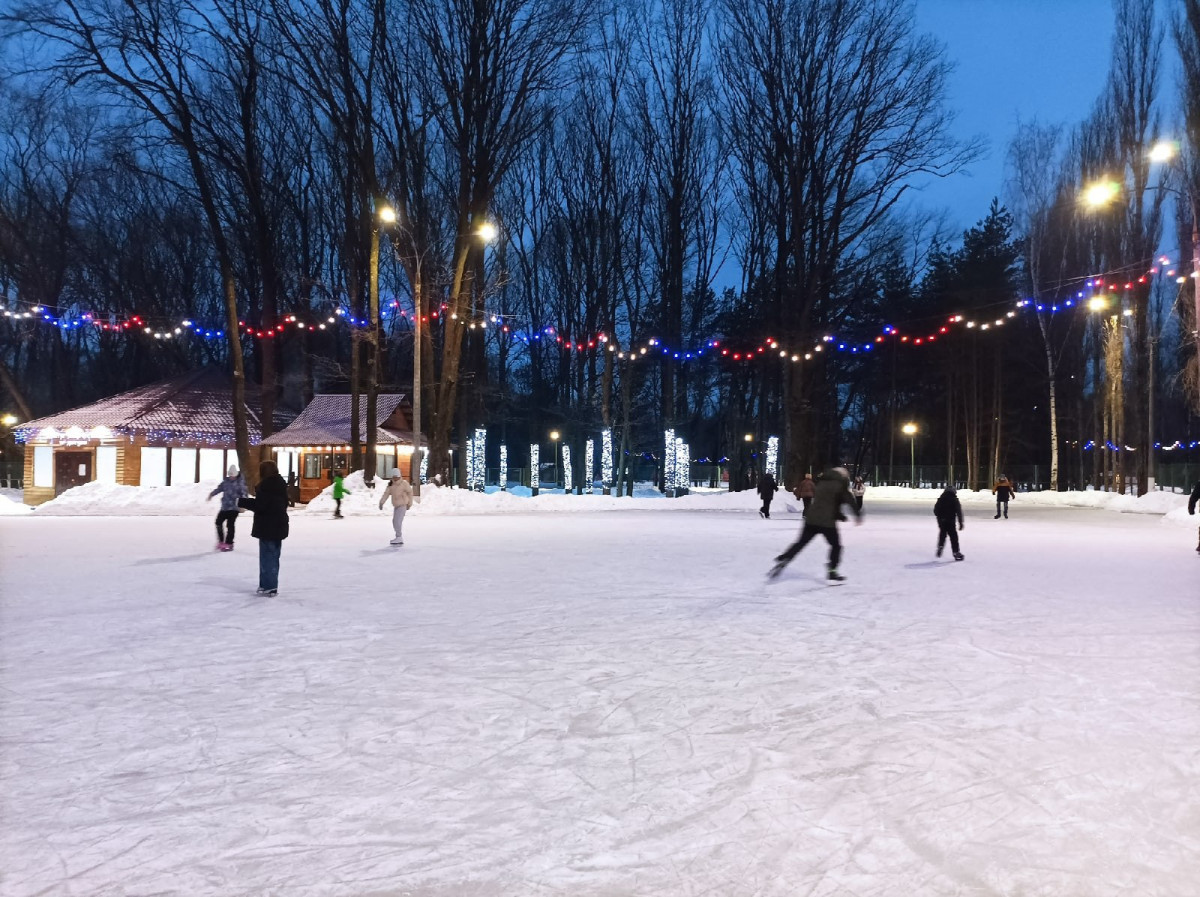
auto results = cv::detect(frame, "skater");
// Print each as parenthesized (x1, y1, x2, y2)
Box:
(770, 466, 861, 582)
(851, 476, 866, 511)
(332, 468, 350, 518)
(933, 486, 965, 561)
(1189, 480, 1200, 553)
(237, 460, 290, 596)
(757, 470, 778, 518)
(206, 465, 247, 551)
(795, 473, 816, 517)
(992, 475, 1015, 518)
(286, 471, 300, 507)
(378, 471, 414, 545)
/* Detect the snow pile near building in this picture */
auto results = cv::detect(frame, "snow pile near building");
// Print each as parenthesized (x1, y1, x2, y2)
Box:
(865, 484, 1189, 516)
(0, 492, 32, 515)
(303, 470, 763, 517)
(31, 480, 219, 516)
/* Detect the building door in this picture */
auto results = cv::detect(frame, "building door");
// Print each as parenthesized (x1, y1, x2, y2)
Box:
(55, 451, 93, 495)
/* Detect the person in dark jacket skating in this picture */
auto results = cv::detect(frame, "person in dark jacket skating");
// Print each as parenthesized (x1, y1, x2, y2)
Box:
(1189, 481, 1200, 553)
(757, 471, 778, 518)
(238, 460, 290, 596)
(769, 466, 861, 582)
(992, 475, 1015, 518)
(933, 487, 965, 561)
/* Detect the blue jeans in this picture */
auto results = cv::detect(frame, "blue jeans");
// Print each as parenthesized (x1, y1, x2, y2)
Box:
(258, 540, 282, 590)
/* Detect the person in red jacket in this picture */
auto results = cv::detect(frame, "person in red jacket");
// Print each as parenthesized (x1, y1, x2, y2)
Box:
(992, 475, 1015, 519)
(794, 473, 816, 517)
(1189, 481, 1200, 553)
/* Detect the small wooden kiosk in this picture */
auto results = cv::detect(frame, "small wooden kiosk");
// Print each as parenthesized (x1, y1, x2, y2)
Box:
(260, 394, 424, 503)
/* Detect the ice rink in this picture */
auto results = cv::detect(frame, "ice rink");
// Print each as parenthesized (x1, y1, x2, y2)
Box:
(2, 497, 1199, 895)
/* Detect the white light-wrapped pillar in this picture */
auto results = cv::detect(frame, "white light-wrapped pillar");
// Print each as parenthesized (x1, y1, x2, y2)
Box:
(472, 427, 486, 491)
(664, 428, 676, 496)
(530, 443, 540, 495)
(562, 444, 573, 492)
(465, 436, 475, 491)
(766, 436, 779, 479)
(601, 427, 613, 495)
(499, 444, 508, 491)
(674, 438, 689, 495)
(585, 439, 595, 494)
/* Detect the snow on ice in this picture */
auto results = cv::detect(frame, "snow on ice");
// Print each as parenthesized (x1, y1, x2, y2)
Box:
(1, 488, 1199, 895)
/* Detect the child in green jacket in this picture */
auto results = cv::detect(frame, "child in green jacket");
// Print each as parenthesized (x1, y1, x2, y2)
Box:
(332, 470, 350, 518)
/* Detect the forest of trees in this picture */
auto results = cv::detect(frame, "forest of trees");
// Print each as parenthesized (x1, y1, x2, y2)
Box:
(1, 0, 1197, 493)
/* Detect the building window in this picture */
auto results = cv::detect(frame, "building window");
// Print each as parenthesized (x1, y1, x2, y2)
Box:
(170, 448, 198, 485)
(33, 446, 53, 488)
(140, 447, 168, 486)
(303, 454, 321, 479)
(96, 447, 118, 484)
(199, 449, 226, 482)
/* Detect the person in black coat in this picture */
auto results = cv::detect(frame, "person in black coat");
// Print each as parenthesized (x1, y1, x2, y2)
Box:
(238, 460, 290, 595)
(757, 471, 778, 519)
(1189, 481, 1200, 553)
(933, 487, 964, 560)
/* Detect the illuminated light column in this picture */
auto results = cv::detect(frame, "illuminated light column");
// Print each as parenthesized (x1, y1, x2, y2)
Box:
(585, 439, 595, 494)
(420, 451, 428, 483)
(499, 444, 508, 491)
(766, 436, 779, 479)
(530, 443, 540, 496)
(674, 437, 690, 496)
(562, 444, 573, 492)
(465, 436, 475, 490)
(472, 427, 486, 491)
(601, 428, 613, 495)
(664, 428, 676, 496)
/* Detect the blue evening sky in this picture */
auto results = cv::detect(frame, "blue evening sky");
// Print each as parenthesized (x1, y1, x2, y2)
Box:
(910, 0, 1118, 233)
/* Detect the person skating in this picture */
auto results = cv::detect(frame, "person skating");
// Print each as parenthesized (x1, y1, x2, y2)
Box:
(332, 469, 350, 518)
(379, 472, 414, 545)
(933, 487, 965, 561)
(238, 460, 290, 596)
(757, 471, 778, 518)
(1189, 480, 1200, 553)
(851, 476, 866, 511)
(992, 475, 1015, 519)
(770, 466, 861, 582)
(795, 473, 816, 517)
(206, 465, 247, 551)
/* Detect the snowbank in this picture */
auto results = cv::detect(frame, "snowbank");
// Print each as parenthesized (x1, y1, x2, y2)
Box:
(0, 492, 32, 515)
(19, 471, 1196, 521)
(302, 470, 760, 517)
(32, 480, 220, 516)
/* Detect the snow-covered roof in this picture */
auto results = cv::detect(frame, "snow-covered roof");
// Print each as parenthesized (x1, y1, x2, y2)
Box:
(15, 368, 292, 444)
(260, 394, 421, 447)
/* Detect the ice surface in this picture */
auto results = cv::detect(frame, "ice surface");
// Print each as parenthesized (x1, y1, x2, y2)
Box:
(2, 499, 1199, 895)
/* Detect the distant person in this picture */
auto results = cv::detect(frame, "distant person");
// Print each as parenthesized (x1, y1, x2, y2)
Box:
(933, 487, 965, 561)
(238, 460, 290, 596)
(286, 471, 300, 507)
(206, 465, 247, 551)
(757, 471, 778, 519)
(992, 475, 1015, 519)
(851, 476, 866, 511)
(1189, 480, 1200, 553)
(332, 469, 350, 518)
(378, 472, 414, 545)
(795, 473, 816, 517)
(770, 466, 861, 583)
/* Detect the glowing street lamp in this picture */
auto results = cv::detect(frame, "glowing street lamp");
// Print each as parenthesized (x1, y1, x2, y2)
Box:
(902, 422, 918, 487)
(550, 430, 561, 490)
(477, 221, 499, 243)
(1148, 140, 1177, 164)
(1084, 180, 1120, 208)
(0, 414, 16, 427)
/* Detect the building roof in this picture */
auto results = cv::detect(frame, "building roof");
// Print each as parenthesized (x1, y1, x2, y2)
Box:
(15, 368, 292, 444)
(261, 394, 423, 447)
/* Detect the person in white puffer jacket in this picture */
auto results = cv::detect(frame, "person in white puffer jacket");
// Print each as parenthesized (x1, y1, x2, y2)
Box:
(378, 472, 414, 545)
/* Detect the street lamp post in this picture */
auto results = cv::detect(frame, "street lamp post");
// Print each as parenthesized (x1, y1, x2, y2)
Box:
(365, 203, 397, 489)
(550, 430, 561, 491)
(902, 422, 917, 487)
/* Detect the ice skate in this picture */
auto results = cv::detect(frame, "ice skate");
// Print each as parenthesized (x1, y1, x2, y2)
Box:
(216, 542, 227, 551)
(827, 569, 846, 584)
(389, 538, 404, 546)
(220, 543, 234, 552)
(936, 543, 943, 557)
(953, 552, 964, 561)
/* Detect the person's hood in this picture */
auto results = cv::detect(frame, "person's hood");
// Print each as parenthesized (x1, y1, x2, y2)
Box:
(227, 466, 239, 478)
(828, 466, 850, 482)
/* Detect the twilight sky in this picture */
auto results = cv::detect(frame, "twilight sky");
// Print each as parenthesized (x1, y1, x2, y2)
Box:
(910, 0, 1118, 233)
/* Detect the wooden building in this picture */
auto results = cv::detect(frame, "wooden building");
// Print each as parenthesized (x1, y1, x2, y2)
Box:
(261, 394, 423, 503)
(15, 369, 291, 505)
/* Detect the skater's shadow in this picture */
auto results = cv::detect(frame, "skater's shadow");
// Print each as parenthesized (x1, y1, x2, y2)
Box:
(196, 576, 254, 594)
(360, 548, 399, 557)
(903, 561, 945, 569)
(132, 552, 213, 566)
